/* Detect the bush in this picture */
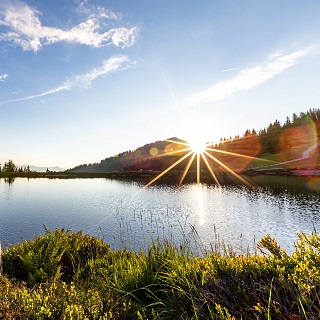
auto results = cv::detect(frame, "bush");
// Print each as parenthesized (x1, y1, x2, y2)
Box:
(3, 228, 110, 285)
(1, 229, 320, 319)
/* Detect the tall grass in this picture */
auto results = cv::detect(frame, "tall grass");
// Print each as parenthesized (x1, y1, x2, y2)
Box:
(0, 228, 320, 319)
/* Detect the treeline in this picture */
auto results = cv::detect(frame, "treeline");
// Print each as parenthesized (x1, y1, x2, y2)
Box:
(0, 159, 32, 173)
(124, 108, 320, 172)
(68, 108, 320, 173)
(218, 108, 320, 154)
(5, 108, 320, 175)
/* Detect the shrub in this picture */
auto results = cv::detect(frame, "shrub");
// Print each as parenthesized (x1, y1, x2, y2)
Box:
(1, 229, 320, 319)
(2, 228, 110, 285)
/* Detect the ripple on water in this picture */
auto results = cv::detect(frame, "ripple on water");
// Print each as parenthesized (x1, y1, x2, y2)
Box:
(0, 177, 319, 254)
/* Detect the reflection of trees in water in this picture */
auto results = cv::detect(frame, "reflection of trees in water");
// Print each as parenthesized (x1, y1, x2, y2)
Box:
(4, 177, 15, 184)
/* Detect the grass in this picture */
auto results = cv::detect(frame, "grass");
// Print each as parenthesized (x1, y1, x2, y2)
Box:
(1, 229, 320, 319)
(248, 144, 320, 171)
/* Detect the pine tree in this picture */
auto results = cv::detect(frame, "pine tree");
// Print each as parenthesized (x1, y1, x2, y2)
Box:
(2, 160, 17, 173)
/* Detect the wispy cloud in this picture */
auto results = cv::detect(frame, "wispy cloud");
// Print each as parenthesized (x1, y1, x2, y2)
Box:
(77, 0, 121, 21)
(0, 73, 8, 81)
(0, 55, 132, 105)
(0, 0, 139, 52)
(67, 55, 132, 88)
(221, 68, 238, 73)
(189, 47, 314, 105)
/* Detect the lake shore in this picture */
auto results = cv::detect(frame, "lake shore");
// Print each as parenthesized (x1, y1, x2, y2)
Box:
(2, 166, 320, 180)
(1, 228, 320, 319)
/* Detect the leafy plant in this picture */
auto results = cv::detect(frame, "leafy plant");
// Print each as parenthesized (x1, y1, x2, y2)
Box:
(3, 228, 110, 285)
(1, 229, 320, 319)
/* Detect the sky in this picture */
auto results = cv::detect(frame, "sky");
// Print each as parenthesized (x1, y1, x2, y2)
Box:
(1, 0, 320, 168)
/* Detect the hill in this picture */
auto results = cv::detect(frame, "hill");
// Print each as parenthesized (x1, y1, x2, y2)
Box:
(67, 108, 320, 174)
(67, 137, 189, 173)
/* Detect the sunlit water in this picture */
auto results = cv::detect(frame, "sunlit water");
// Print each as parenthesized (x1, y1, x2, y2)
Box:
(0, 177, 319, 254)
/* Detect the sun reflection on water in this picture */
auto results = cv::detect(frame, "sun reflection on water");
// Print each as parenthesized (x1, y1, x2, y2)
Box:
(196, 184, 205, 225)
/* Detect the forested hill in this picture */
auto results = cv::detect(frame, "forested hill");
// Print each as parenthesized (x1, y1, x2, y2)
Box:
(67, 108, 320, 173)
(67, 137, 188, 173)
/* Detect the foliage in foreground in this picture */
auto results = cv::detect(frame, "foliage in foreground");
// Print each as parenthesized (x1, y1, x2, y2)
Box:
(1, 229, 320, 319)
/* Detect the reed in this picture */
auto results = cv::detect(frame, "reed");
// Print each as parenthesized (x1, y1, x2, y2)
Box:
(0, 241, 2, 276)
(0, 228, 320, 319)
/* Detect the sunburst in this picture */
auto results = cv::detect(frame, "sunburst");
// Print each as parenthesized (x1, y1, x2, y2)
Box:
(144, 138, 275, 188)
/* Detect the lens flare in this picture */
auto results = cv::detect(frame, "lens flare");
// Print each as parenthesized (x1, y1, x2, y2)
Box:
(143, 137, 275, 188)
(189, 140, 206, 154)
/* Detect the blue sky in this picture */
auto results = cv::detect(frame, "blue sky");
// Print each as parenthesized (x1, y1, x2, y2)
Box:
(1, 0, 320, 168)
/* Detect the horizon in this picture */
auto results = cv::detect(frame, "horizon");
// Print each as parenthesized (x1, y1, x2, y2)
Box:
(1, 1, 320, 168)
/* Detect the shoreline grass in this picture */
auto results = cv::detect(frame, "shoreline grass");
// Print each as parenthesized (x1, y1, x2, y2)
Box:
(0, 229, 320, 319)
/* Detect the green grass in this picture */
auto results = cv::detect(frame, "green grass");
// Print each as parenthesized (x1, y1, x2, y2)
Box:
(248, 145, 320, 170)
(1, 229, 320, 319)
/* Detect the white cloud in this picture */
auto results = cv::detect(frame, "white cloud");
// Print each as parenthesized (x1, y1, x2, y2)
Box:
(0, 55, 132, 105)
(0, 0, 139, 52)
(0, 84, 72, 105)
(189, 47, 314, 105)
(0, 73, 8, 81)
(221, 68, 238, 73)
(68, 55, 131, 88)
(77, 0, 121, 21)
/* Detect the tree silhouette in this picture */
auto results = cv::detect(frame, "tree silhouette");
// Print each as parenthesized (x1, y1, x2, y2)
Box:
(2, 159, 17, 173)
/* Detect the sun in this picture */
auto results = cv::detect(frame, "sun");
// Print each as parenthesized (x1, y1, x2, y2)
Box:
(144, 136, 275, 188)
(189, 139, 206, 154)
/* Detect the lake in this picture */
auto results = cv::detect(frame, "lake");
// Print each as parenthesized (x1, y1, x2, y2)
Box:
(0, 176, 319, 254)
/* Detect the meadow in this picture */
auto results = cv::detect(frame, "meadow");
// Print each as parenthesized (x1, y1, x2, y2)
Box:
(0, 228, 319, 319)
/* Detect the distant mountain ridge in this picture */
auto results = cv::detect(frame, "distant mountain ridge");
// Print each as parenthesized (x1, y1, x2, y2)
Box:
(20, 165, 65, 172)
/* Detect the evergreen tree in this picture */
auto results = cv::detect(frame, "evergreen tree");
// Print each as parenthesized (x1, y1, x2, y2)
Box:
(285, 116, 291, 126)
(2, 160, 17, 173)
(292, 113, 298, 123)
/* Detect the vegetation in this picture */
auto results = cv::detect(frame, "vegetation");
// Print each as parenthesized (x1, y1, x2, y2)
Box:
(66, 137, 189, 173)
(1, 160, 17, 173)
(0, 160, 31, 174)
(66, 108, 320, 174)
(2, 108, 320, 179)
(1, 228, 320, 319)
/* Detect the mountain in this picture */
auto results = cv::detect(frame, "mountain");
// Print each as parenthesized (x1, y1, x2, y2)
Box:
(20, 165, 65, 172)
(67, 137, 188, 173)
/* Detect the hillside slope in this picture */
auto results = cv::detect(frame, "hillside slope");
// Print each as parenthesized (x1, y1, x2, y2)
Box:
(68, 108, 320, 173)
(67, 137, 187, 173)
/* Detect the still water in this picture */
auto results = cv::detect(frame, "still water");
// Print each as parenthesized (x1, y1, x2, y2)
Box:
(0, 177, 319, 254)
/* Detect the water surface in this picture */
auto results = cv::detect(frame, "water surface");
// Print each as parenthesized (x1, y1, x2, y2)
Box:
(0, 177, 319, 254)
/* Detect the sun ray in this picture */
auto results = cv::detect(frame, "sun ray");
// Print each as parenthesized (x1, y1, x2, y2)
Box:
(200, 152, 220, 185)
(203, 150, 253, 188)
(155, 147, 192, 158)
(130, 146, 192, 168)
(179, 152, 197, 186)
(143, 137, 266, 188)
(165, 139, 190, 148)
(144, 150, 194, 188)
(205, 146, 277, 163)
